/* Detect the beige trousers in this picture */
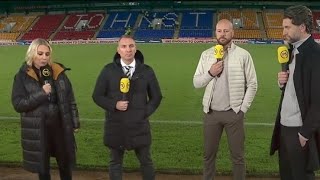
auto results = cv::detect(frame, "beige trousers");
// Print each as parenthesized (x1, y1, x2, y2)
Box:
(203, 109, 245, 180)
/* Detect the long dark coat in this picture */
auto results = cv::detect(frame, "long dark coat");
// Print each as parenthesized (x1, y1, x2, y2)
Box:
(92, 50, 162, 150)
(11, 62, 80, 173)
(270, 37, 320, 170)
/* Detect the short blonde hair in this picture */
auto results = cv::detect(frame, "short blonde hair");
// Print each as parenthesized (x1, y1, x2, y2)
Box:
(25, 38, 53, 66)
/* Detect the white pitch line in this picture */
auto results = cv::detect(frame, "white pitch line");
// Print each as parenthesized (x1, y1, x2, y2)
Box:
(0, 116, 274, 126)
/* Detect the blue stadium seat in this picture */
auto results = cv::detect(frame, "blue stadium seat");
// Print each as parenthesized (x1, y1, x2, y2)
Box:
(179, 29, 213, 38)
(134, 29, 174, 40)
(138, 12, 178, 29)
(97, 30, 126, 38)
(181, 11, 213, 29)
(103, 12, 139, 30)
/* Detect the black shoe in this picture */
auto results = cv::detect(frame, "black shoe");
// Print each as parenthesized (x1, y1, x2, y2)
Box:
(38, 173, 51, 180)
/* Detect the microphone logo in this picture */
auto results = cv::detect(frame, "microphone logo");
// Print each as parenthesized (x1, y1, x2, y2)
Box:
(41, 68, 51, 77)
(120, 78, 130, 93)
(214, 44, 224, 77)
(40, 66, 52, 101)
(214, 44, 224, 60)
(277, 46, 289, 72)
(120, 77, 130, 101)
(277, 46, 289, 64)
(280, 49, 288, 60)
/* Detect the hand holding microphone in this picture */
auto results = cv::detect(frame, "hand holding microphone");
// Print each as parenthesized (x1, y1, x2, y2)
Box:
(277, 46, 289, 87)
(209, 44, 224, 77)
(40, 65, 52, 99)
(42, 83, 51, 95)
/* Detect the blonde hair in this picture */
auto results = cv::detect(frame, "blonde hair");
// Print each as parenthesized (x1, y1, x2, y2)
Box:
(25, 38, 53, 66)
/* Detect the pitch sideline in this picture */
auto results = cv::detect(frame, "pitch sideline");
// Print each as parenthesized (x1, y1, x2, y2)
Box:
(0, 116, 274, 126)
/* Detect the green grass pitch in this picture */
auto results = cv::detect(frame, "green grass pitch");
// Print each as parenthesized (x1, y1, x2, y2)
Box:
(0, 43, 284, 176)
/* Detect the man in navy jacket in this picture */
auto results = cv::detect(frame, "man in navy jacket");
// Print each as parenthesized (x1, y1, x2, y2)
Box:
(92, 35, 162, 180)
(270, 5, 320, 180)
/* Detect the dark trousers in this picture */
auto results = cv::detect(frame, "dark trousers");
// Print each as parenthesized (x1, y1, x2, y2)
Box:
(203, 110, 245, 180)
(109, 146, 155, 180)
(38, 116, 72, 180)
(279, 125, 315, 180)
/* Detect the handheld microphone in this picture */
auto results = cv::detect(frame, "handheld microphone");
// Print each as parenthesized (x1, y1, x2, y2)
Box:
(277, 46, 289, 72)
(214, 44, 224, 77)
(120, 77, 130, 100)
(214, 44, 224, 61)
(40, 65, 52, 100)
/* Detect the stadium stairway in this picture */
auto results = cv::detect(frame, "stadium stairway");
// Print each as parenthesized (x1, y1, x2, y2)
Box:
(49, 15, 69, 40)
(131, 12, 149, 37)
(94, 14, 108, 39)
(257, 11, 267, 39)
(16, 16, 40, 41)
(173, 12, 182, 39)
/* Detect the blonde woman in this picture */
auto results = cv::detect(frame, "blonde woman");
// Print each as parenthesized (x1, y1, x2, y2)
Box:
(11, 38, 80, 180)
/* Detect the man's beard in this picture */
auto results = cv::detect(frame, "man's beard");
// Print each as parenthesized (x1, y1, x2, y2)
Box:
(217, 38, 232, 46)
(284, 35, 299, 44)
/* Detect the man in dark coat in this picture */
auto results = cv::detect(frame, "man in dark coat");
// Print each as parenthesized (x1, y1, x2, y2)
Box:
(92, 35, 162, 180)
(11, 38, 80, 180)
(270, 5, 320, 180)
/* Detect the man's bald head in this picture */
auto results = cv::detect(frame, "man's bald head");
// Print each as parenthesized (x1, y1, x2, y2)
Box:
(216, 19, 234, 30)
(215, 19, 234, 46)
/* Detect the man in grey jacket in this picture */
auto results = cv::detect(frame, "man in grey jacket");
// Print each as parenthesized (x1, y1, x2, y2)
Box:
(193, 19, 258, 180)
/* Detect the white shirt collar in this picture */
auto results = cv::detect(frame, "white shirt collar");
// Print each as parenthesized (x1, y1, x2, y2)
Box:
(120, 59, 136, 68)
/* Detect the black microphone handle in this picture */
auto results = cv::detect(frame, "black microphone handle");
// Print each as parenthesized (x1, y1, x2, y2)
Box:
(280, 64, 289, 89)
(44, 80, 51, 101)
(217, 58, 222, 77)
(281, 63, 289, 72)
(217, 72, 222, 77)
(122, 93, 128, 101)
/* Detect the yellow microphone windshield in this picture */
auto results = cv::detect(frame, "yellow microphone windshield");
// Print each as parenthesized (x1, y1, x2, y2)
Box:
(120, 78, 130, 93)
(277, 46, 289, 64)
(214, 45, 224, 59)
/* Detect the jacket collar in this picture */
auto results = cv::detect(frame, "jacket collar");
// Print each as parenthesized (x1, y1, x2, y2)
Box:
(22, 62, 66, 81)
(296, 36, 315, 54)
(225, 42, 236, 53)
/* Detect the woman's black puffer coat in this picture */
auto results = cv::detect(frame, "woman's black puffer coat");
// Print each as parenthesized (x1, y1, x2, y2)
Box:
(11, 62, 80, 173)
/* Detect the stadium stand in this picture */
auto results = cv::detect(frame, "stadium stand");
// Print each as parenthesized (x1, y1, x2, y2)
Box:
(218, 10, 260, 29)
(8, 15, 37, 32)
(312, 11, 320, 38)
(20, 14, 66, 40)
(217, 9, 262, 39)
(0, 32, 20, 41)
(263, 10, 284, 39)
(1, 1, 320, 41)
(313, 11, 320, 29)
(234, 29, 262, 39)
(134, 11, 177, 40)
(135, 29, 175, 40)
(263, 10, 283, 28)
(0, 15, 36, 41)
(97, 11, 138, 39)
(53, 13, 104, 40)
(179, 11, 213, 38)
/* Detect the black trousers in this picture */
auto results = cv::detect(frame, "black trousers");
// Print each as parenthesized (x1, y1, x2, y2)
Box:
(279, 125, 315, 180)
(39, 114, 72, 180)
(109, 146, 155, 180)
